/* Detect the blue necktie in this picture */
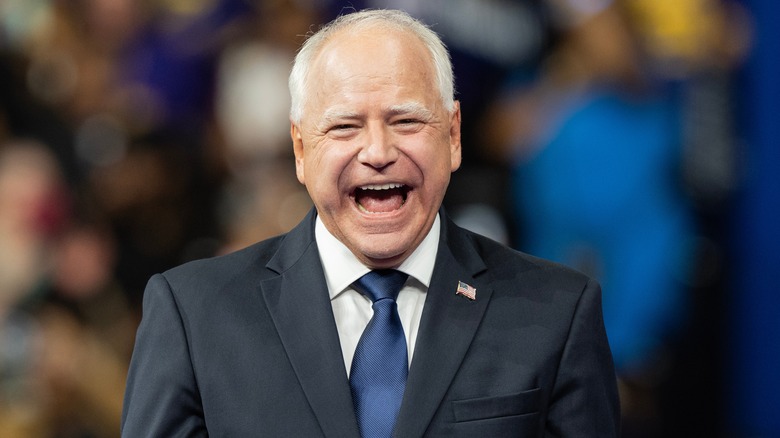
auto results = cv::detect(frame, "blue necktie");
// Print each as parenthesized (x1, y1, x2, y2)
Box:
(350, 269, 409, 438)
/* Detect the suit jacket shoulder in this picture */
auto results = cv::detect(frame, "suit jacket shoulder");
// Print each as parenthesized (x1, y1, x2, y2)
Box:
(443, 218, 596, 315)
(161, 234, 285, 294)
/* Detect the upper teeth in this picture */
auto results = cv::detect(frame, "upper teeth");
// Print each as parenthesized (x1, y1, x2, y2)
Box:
(360, 183, 403, 190)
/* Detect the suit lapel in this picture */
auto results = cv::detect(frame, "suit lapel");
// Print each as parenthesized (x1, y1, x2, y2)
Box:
(260, 210, 361, 438)
(394, 216, 493, 437)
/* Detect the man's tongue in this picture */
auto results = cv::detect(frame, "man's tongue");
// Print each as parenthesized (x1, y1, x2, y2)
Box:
(356, 187, 405, 213)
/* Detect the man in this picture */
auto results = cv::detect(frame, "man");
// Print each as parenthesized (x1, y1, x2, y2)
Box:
(122, 9, 620, 437)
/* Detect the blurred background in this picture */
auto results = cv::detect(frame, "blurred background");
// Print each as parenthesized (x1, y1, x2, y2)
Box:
(0, 0, 777, 436)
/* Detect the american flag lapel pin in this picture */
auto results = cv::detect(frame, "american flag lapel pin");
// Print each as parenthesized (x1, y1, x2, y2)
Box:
(456, 281, 477, 301)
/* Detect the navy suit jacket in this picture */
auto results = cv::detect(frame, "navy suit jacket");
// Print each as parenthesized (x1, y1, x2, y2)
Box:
(122, 209, 619, 437)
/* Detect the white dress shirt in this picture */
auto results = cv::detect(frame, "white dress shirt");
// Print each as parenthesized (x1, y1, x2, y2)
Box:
(315, 215, 440, 376)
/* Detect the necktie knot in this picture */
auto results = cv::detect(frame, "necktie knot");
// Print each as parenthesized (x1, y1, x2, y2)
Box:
(353, 269, 408, 303)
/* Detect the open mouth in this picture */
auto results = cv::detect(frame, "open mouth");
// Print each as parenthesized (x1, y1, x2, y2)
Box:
(354, 183, 410, 213)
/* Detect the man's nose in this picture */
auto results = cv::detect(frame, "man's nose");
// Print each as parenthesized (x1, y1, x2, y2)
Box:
(357, 124, 399, 169)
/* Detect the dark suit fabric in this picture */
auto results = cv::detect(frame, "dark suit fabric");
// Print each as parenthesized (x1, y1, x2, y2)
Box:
(122, 209, 620, 437)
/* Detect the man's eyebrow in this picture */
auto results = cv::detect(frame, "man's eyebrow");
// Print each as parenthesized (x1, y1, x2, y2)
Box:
(386, 102, 434, 119)
(318, 109, 361, 128)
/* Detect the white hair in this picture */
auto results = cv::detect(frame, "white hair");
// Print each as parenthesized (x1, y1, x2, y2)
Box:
(288, 9, 455, 124)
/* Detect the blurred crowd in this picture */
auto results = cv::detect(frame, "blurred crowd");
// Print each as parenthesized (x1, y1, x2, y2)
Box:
(0, 0, 755, 436)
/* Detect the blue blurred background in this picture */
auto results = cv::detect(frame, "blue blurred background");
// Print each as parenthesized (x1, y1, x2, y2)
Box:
(0, 0, 777, 436)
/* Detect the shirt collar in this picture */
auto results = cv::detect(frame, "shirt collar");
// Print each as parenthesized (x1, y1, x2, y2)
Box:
(315, 214, 440, 300)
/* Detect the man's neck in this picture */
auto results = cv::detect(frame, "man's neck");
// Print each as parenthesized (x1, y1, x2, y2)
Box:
(314, 213, 440, 299)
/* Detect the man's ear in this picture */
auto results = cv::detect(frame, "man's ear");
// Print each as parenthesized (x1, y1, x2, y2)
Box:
(291, 122, 305, 184)
(449, 101, 462, 172)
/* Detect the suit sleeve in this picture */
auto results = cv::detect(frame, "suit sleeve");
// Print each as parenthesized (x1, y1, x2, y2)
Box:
(121, 274, 208, 437)
(545, 279, 621, 437)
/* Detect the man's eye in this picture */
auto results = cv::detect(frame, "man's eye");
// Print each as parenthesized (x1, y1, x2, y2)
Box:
(394, 119, 423, 132)
(327, 124, 359, 138)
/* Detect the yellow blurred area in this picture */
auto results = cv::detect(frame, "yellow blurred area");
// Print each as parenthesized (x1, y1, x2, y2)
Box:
(625, 0, 750, 74)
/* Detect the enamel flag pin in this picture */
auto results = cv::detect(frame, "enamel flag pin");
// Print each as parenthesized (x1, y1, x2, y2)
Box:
(456, 281, 477, 301)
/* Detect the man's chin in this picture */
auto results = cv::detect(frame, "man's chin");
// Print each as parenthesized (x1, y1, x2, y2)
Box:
(351, 238, 414, 269)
